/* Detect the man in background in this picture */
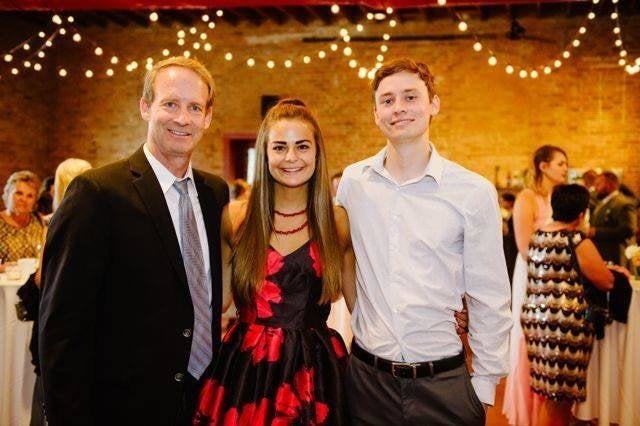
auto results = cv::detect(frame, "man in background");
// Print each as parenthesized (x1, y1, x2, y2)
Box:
(590, 171, 637, 266)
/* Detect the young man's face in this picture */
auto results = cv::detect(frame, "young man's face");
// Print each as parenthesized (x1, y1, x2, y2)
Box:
(140, 66, 212, 167)
(373, 71, 439, 145)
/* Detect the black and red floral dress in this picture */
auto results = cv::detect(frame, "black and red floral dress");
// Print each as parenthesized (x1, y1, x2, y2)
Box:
(193, 240, 349, 426)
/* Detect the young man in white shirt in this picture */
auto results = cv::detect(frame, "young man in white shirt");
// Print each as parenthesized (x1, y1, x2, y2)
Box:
(337, 58, 512, 425)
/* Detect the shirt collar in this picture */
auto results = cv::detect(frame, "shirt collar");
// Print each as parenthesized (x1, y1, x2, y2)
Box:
(600, 190, 619, 206)
(143, 142, 194, 194)
(365, 142, 443, 185)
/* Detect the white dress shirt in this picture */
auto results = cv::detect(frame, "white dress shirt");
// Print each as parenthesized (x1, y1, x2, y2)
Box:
(143, 143, 211, 303)
(336, 143, 512, 405)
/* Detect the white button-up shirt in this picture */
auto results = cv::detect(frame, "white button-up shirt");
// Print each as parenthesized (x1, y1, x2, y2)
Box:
(143, 143, 211, 303)
(337, 144, 512, 405)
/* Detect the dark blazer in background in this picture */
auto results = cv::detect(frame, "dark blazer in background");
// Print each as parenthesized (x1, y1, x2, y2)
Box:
(38, 146, 229, 426)
(592, 192, 637, 266)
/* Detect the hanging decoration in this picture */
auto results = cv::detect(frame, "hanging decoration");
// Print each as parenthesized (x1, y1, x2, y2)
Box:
(0, 1, 637, 81)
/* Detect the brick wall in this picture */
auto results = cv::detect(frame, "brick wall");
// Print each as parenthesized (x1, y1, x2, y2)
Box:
(1, 12, 639, 204)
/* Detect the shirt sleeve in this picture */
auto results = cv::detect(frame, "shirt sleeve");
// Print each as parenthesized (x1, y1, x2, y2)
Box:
(463, 182, 513, 405)
(335, 169, 349, 208)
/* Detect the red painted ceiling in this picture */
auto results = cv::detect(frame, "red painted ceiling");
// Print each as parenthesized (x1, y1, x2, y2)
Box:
(0, 0, 584, 11)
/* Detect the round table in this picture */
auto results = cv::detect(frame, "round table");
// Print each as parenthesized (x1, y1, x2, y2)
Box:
(573, 278, 640, 426)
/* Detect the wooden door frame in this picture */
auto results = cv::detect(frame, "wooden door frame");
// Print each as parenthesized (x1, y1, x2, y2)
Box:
(222, 132, 256, 181)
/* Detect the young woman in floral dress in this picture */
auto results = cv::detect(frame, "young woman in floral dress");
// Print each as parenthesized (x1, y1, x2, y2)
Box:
(193, 99, 352, 425)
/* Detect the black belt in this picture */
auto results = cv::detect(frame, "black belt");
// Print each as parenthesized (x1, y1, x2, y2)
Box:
(351, 341, 465, 379)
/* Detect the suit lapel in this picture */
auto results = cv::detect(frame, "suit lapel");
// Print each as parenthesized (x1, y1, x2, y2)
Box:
(129, 147, 189, 289)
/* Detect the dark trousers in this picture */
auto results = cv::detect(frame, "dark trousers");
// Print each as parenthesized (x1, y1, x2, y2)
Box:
(346, 354, 485, 425)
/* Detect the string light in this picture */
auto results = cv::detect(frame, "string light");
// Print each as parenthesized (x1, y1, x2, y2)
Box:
(2, 9, 399, 81)
(331, 4, 340, 14)
(609, 3, 639, 75)
(449, 2, 601, 78)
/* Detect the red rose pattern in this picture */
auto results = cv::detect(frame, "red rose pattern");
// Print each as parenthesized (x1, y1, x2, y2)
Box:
(241, 324, 284, 365)
(330, 335, 347, 360)
(256, 280, 282, 319)
(294, 367, 315, 403)
(315, 402, 330, 424)
(308, 242, 322, 278)
(274, 383, 301, 419)
(196, 380, 225, 422)
(266, 248, 285, 275)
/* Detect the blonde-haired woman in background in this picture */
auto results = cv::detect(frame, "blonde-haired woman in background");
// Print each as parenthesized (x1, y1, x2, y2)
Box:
(31, 158, 92, 426)
(503, 145, 568, 426)
(51, 158, 93, 214)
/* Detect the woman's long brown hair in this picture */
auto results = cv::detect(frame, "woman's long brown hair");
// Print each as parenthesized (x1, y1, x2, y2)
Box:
(231, 98, 341, 307)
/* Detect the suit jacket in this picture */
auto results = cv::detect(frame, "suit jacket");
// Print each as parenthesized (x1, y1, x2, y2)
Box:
(592, 192, 637, 265)
(38, 146, 229, 426)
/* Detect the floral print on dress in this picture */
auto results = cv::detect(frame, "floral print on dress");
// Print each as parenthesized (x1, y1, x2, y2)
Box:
(193, 240, 349, 425)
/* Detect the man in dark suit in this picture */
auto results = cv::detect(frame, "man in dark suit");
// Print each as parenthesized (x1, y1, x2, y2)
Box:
(589, 171, 637, 266)
(38, 56, 229, 426)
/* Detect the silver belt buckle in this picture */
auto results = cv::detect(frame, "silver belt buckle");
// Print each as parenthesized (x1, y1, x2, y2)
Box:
(391, 362, 418, 379)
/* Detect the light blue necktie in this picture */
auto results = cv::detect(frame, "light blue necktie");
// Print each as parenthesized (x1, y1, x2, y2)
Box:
(174, 178, 212, 379)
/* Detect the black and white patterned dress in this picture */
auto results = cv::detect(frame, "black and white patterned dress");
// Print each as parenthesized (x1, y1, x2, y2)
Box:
(521, 230, 593, 402)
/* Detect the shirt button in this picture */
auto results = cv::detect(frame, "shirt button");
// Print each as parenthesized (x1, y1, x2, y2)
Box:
(182, 329, 192, 338)
(394, 305, 402, 313)
(174, 373, 184, 382)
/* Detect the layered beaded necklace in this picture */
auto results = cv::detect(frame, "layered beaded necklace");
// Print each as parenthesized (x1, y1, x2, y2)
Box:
(273, 208, 308, 235)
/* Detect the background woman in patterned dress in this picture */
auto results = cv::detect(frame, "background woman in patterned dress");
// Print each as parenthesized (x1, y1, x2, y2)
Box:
(503, 145, 568, 425)
(521, 184, 618, 426)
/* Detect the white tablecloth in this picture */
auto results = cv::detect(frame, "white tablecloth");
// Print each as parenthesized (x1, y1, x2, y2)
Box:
(573, 278, 640, 426)
(0, 275, 36, 426)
